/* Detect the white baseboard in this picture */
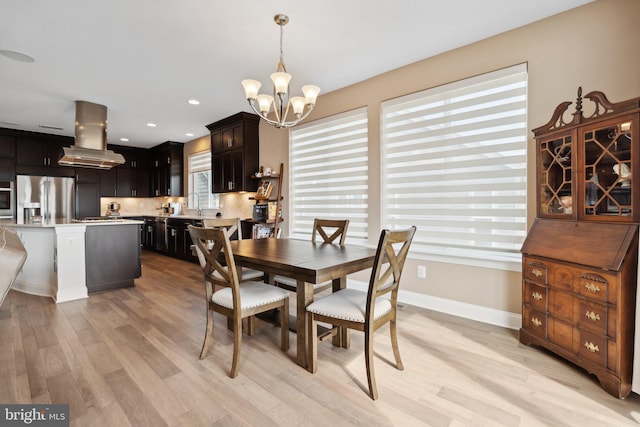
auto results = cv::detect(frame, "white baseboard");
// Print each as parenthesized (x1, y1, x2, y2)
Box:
(348, 280, 522, 330)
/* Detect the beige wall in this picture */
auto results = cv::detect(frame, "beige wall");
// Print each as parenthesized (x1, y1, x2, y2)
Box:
(184, 0, 639, 316)
(245, 0, 640, 315)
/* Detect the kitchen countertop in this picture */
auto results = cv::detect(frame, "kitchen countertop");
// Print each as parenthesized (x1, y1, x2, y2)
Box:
(0, 219, 144, 228)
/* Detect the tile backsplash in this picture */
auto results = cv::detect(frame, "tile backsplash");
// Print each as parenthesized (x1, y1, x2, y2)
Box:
(100, 192, 256, 219)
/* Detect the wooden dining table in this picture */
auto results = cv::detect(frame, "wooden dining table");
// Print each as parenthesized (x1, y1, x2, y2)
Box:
(228, 238, 377, 370)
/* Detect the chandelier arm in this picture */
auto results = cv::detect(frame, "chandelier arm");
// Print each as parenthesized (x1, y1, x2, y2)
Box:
(247, 100, 280, 127)
(281, 105, 316, 128)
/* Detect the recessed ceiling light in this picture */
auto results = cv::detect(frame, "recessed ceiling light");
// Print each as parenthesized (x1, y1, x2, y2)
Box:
(147, 123, 156, 127)
(188, 99, 200, 105)
(120, 137, 129, 142)
(0, 49, 35, 63)
(185, 133, 194, 137)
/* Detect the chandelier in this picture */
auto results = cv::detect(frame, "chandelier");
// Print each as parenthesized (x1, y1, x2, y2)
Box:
(241, 14, 320, 129)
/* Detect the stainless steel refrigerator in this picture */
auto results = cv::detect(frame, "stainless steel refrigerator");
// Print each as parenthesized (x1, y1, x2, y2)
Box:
(16, 175, 75, 224)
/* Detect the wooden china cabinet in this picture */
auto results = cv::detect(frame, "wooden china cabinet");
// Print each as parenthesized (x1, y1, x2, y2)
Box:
(520, 88, 640, 398)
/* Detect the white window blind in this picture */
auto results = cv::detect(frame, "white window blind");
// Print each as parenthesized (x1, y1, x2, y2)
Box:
(381, 64, 527, 269)
(289, 108, 368, 243)
(188, 151, 218, 209)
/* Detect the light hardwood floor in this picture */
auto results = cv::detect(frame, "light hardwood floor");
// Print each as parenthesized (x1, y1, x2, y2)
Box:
(1, 250, 640, 426)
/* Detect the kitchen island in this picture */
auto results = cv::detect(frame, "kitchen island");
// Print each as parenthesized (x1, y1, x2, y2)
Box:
(1, 219, 142, 303)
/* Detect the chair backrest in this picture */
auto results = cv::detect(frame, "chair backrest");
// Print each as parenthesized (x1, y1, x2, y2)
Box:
(203, 217, 242, 240)
(188, 225, 240, 304)
(0, 226, 28, 306)
(312, 219, 350, 245)
(366, 226, 417, 321)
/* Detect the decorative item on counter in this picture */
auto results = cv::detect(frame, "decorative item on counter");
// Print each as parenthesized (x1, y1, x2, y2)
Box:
(255, 165, 264, 178)
(264, 166, 272, 176)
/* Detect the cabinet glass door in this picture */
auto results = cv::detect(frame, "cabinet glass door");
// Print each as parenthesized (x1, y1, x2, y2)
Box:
(539, 134, 573, 217)
(582, 118, 633, 219)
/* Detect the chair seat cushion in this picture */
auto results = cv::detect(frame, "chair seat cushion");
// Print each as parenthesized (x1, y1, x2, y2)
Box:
(306, 288, 392, 323)
(240, 268, 265, 281)
(212, 282, 289, 310)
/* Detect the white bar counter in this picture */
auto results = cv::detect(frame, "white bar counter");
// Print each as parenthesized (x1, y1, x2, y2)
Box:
(1, 219, 143, 303)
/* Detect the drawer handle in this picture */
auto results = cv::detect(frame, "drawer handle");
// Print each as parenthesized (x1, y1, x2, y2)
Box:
(531, 317, 543, 327)
(584, 341, 600, 353)
(531, 267, 543, 278)
(584, 282, 601, 293)
(532, 292, 543, 301)
(585, 311, 601, 322)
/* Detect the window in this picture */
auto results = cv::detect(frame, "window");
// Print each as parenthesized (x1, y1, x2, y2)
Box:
(381, 64, 528, 270)
(188, 151, 218, 209)
(289, 108, 368, 244)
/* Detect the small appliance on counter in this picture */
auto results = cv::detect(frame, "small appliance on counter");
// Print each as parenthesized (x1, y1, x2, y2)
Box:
(107, 202, 122, 218)
(160, 202, 181, 216)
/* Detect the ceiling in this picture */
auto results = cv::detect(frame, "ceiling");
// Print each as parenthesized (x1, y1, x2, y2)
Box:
(0, 0, 593, 149)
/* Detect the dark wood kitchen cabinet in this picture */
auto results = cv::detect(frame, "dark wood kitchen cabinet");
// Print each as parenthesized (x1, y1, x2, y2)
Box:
(206, 112, 259, 193)
(75, 168, 101, 217)
(166, 217, 201, 262)
(97, 145, 151, 197)
(521, 88, 640, 398)
(14, 131, 75, 177)
(0, 134, 16, 180)
(151, 141, 183, 197)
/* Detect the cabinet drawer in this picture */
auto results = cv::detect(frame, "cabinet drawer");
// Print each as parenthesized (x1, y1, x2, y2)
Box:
(549, 288, 573, 322)
(578, 273, 611, 303)
(577, 329, 608, 368)
(522, 306, 547, 338)
(575, 299, 615, 338)
(524, 258, 548, 284)
(523, 281, 547, 311)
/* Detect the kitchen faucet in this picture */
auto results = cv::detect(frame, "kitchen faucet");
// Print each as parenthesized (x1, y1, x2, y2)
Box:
(189, 192, 201, 216)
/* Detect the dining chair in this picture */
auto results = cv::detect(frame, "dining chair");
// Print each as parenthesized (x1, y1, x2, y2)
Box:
(189, 225, 290, 378)
(202, 217, 264, 281)
(0, 226, 28, 306)
(274, 218, 350, 293)
(305, 226, 416, 400)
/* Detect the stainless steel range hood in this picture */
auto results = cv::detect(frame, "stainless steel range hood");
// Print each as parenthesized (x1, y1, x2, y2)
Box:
(58, 100, 125, 169)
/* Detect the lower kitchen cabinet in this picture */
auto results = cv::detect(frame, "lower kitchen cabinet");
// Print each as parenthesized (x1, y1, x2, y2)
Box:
(142, 217, 157, 250)
(166, 217, 201, 262)
(84, 224, 142, 294)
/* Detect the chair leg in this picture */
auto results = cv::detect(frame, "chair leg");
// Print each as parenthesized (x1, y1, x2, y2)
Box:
(247, 316, 256, 336)
(364, 329, 378, 400)
(199, 307, 213, 359)
(280, 299, 289, 351)
(307, 313, 318, 373)
(229, 313, 242, 378)
(390, 317, 404, 370)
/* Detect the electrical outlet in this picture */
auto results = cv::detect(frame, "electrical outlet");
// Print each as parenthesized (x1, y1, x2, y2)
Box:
(417, 265, 426, 279)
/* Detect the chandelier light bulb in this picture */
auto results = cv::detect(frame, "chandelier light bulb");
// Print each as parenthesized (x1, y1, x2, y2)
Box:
(241, 79, 261, 100)
(290, 96, 306, 116)
(302, 85, 321, 105)
(257, 94, 274, 114)
(240, 14, 320, 128)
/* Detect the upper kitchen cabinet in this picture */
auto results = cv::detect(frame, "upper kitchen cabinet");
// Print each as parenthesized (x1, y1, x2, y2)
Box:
(0, 133, 16, 180)
(206, 112, 259, 193)
(151, 141, 183, 197)
(112, 145, 151, 197)
(533, 88, 640, 222)
(14, 131, 75, 177)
